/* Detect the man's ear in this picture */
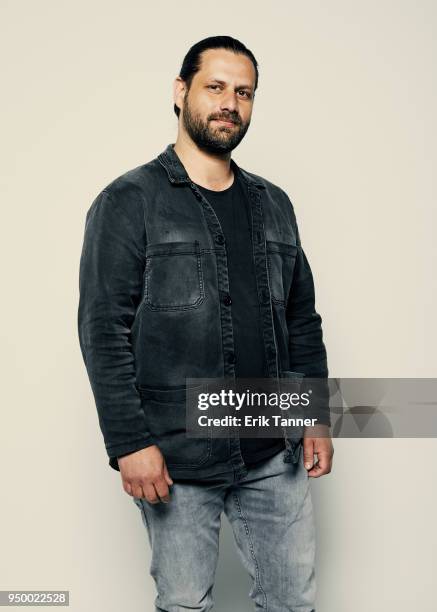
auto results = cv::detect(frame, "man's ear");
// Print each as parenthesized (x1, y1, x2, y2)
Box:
(173, 76, 186, 114)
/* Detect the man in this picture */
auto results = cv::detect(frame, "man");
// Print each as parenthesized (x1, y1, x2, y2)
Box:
(78, 35, 333, 612)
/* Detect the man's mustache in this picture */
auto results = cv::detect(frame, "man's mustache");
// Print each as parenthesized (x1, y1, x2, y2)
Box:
(209, 114, 241, 125)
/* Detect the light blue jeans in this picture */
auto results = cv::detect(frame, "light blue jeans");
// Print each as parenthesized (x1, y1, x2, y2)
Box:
(132, 446, 316, 611)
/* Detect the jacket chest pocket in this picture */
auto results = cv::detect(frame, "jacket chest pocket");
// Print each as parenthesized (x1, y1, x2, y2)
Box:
(143, 241, 205, 311)
(266, 241, 298, 305)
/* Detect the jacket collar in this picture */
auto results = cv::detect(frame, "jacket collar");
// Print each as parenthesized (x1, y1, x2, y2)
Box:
(157, 143, 265, 190)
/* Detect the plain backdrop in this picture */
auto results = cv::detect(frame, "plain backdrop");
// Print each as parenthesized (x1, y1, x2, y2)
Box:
(1, 1, 436, 610)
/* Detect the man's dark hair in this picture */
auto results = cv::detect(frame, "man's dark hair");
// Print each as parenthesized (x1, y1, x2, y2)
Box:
(174, 35, 259, 118)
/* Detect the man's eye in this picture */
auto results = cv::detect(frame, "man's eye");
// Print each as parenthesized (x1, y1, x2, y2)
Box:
(207, 85, 251, 98)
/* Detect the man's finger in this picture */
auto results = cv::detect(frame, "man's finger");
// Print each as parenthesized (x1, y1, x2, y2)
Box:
(154, 478, 171, 504)
(123, 480, 133, 496)
(303, 439, 315, 470)
(163, 464, 174, 486)
(307, 451, 332, 478)
(131, 483, 144, 498)
(143, 482, 160, 504)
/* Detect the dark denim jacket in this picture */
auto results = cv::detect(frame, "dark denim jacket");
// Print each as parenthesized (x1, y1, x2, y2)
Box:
(78, 143, 329, 480)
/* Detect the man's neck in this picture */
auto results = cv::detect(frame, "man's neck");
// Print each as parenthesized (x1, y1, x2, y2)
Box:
(173, 135, 234, 191)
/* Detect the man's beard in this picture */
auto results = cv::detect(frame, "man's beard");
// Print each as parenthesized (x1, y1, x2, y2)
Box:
(182, 93, 250, 154)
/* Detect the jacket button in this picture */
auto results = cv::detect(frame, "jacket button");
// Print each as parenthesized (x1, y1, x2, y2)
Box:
(194, 191, 202, 200)
(215, 234, 225, 245)
(227, 352, 236, 364)
(223, 294, 232, 306)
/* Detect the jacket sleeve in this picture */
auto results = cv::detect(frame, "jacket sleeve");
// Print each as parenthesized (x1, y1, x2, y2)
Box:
(285, 210, 331, 426)
(77, 188, 156, 470)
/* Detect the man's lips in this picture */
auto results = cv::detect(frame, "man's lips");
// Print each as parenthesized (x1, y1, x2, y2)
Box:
(212, 119, 237, 126)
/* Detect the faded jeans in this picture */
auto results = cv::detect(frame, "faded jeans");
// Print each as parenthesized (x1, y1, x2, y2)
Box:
(132, 446, 316, 611)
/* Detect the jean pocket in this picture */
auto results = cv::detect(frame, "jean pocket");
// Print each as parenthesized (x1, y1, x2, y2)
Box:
(132, 496, 151, 531)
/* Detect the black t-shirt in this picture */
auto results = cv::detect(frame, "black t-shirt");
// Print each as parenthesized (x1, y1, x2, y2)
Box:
(195, 166, 285, 466)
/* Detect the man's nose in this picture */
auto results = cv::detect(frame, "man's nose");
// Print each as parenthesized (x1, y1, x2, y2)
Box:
(219, 91, 238, 113)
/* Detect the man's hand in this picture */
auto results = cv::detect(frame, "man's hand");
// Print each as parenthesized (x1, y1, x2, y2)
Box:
(302, 424, 334, 478)
(118, 445, 174, 504)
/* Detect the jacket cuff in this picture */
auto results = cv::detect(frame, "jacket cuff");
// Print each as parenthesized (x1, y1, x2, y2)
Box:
(107, 436, 157, 472)
(310, 414, 331, 427)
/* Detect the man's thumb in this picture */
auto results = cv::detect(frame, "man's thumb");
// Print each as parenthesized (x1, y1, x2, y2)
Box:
(164, 465, 173, 485)
(303, 447, 314, 470)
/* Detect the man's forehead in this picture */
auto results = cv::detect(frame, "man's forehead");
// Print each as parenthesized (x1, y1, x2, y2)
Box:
(197, 49, 255, 82)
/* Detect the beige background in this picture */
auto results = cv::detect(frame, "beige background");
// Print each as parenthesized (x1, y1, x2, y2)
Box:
(1, 1, 436, 610)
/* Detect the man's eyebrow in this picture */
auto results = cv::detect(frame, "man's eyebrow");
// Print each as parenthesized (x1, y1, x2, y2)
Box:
(207, 78, 253, 91)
